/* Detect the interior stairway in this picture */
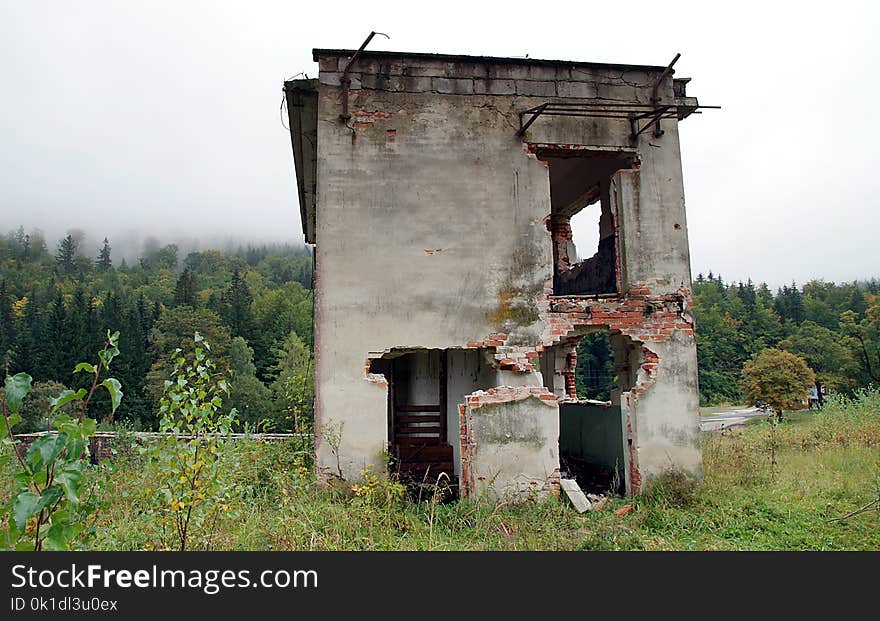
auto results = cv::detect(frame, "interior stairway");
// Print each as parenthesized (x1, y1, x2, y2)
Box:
(392, 407, 457, 495)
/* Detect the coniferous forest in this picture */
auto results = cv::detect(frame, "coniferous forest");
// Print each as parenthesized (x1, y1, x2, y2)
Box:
(0, 227, 314, 432)
(575, 272, 879, 405)
(2, 226, 879, 432)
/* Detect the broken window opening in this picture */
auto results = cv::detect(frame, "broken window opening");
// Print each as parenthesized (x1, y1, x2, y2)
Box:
(556, 329, 631, 496)
(568, 203, 600, 273)
(543, 152, 635, 296)
(574, 332, 619, 401)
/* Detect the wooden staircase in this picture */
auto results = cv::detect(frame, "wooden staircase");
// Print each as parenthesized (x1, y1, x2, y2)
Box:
(392, 405, 455, 489)
(385, 350, 457, 495)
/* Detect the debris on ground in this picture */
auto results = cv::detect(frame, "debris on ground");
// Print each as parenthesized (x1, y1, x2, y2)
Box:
(587, 494, 610, 511)
(613, 504, 634, 517)
(560, 479, 591, 513)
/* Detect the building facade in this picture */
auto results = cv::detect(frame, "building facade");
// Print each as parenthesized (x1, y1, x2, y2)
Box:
(285, 48, 705, 497)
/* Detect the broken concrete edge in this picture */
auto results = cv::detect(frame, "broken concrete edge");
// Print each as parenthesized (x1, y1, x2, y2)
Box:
(465, 386, 558, 408)
(361, 284, 694, 376)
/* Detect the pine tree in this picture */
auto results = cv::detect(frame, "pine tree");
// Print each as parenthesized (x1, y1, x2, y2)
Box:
(774, 283, 805, 325)
(221, 270, 256, 341)
(56, 234, 78, 276)
(173, 268, 198, 308)
(97, 237, 113, 270)
(115, 294, 153, 424)
(11, 296, 40, 376)
(68, 288, 87, 356)
(13, 227, 29, 261)
(0, 280, 15, 368)
(27, 230, 47, 260)
(43, 293, 69, 382)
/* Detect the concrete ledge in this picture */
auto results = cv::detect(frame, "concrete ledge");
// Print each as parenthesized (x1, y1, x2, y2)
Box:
(316, 55, 661, 100)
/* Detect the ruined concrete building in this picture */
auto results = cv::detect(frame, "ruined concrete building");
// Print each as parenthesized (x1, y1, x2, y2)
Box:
(285, 44, 709, 498)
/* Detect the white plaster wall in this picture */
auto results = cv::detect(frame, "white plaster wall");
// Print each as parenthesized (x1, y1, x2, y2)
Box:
(314, 88, 554, 479)
(632, 331, 703, 481)
(467, 397, 559, 497)
(446, 349, 495, 475)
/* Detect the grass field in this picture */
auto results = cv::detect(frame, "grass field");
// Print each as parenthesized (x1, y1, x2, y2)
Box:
(5, 389, 879, 551)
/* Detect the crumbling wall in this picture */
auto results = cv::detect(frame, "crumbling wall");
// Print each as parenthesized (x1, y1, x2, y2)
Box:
(544, 292, 702, 490)
(555, 235, 616, 295)
(459, 387, 560, 498)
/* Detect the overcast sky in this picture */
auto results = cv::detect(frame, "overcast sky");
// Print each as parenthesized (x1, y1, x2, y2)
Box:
(1, 1, 877, 287)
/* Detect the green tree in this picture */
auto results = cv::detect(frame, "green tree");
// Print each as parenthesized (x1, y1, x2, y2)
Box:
(226, 337, 273, 430)
(252, 282, 313, 376)
(574, 333, 616, 401)
(774, 283, 805, 325)
(145, 307, 232, 422)
(0, 280, 15, 368)
(21, 229, 47, 262)
(0, 227, 316, 428)
(43, 294, 70, 382)
(140, 243, 178, 272)
(780, 321, 859, 403)
(172, 268, 198, 308)
(12, 297, 42, 378)
(140, 333, 240, 551)
(741, 348, 815, 421)
(10, 380, 75, 433)
(1, 331, 122, 550)
(255, 251, 313, 288)
(12, 227, 28, 260)
(67, 288, 101, 370)
(55, 235, 77, 277)
(269, 331, 314, 433)
(96, 238, 112, 271)
(220, 270, 256, 341)
(693, 276, 745, 403)
(840, 294, 880, 384)
(95, 293, 153, 425)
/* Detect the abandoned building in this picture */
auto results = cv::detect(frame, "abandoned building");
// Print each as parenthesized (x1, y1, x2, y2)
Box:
(285, 43, 709, 498)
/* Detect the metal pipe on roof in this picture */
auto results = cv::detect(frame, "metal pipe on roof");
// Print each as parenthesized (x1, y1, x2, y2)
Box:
(651, 53, 681, 106)
(339, 31, 390, 122)
(650, 53, 681, 138)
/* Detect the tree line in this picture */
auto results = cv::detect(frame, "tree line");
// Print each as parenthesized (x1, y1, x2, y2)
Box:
(3, 226, 879, 422)
(0, 227, 314, 432)
(574, 273, 879, 405)
(691, 273, 879, 404)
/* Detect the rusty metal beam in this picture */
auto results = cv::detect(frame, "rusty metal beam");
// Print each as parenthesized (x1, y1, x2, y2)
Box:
(650, 53, 681, 137)
(339, 31, 390, 122)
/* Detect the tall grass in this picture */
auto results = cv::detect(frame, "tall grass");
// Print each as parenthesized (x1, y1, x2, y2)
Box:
(4, 388, 879, 550)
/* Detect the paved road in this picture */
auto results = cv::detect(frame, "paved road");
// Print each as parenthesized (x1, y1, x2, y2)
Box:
(699, 406, 769, 432)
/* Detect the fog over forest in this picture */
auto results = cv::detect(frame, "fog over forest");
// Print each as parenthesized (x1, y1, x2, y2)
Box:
(6, 225, 308, 266)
